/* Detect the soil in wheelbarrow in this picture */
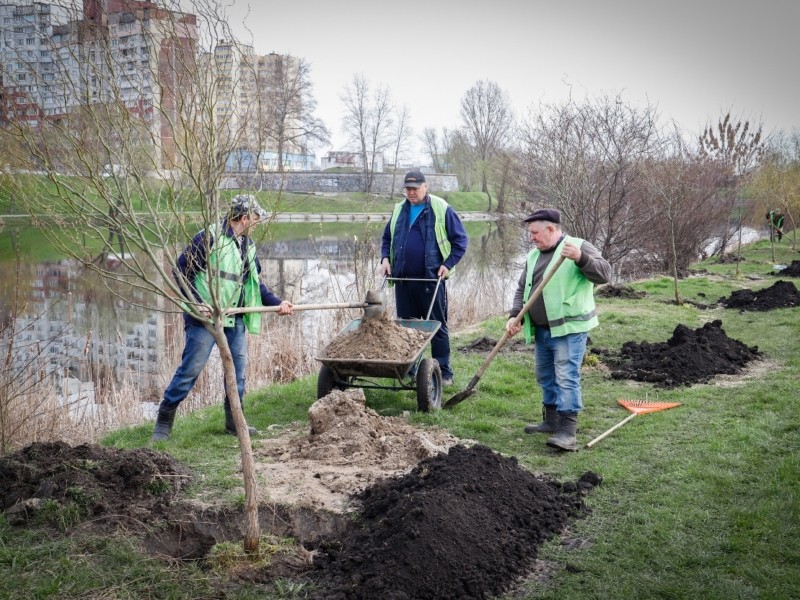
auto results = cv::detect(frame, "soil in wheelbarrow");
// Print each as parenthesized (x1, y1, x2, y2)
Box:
(322, 312, 431, 361)
(718, 280, 800, 311)
(594, 319, 761, 388)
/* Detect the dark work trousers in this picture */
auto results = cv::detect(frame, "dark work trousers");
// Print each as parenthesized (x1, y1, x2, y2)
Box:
(393, 279, 452, 379)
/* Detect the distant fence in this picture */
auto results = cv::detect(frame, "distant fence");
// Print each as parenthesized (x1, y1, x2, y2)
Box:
(221, 171, 459, 195)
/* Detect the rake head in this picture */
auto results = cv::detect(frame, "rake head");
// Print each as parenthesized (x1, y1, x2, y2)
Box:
(617, 399, 682, 415)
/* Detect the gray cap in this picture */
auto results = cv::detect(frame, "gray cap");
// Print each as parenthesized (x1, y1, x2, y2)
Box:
(230, 194, 267, 219)
(523, 208, 561, 224)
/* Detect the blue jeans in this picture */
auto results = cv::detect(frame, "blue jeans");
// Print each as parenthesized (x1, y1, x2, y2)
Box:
(161, 316, 247, 410)
(534, 328, 587, 414)
(394, 280, 452, 379)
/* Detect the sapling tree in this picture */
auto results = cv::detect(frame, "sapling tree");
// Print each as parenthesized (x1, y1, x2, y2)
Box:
(3, 0, 283, 553)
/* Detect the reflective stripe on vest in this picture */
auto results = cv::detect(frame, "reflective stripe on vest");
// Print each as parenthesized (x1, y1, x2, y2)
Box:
(194, 224, 263, 334)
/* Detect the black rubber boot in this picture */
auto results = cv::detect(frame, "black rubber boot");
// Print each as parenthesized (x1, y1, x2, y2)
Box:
(524, 404, 559, 434)
(224, 401, 256, 436)
(151, 405, 177, 442)
(546, 413, 579, 451)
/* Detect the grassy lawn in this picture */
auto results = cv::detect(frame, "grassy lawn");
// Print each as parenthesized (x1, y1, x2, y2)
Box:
(1, 239, 798, 599)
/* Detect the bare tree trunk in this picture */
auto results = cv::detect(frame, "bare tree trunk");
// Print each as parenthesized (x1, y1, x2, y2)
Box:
(214, 323, 260, 552)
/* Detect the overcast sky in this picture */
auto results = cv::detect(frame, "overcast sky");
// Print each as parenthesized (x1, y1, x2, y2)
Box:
(223, 0, 799, 164)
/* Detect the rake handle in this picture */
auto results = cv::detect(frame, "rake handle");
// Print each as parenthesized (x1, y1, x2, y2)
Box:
(585, 413, 638, 448)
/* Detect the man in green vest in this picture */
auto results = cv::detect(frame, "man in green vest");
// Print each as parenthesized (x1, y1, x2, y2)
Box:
(380, 170, 469, 386)
(506, 208, 611, 451)
(152, 195, 294, 441)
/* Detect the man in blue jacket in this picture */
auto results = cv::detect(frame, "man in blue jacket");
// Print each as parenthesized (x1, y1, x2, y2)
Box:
(380, 170, 469, 386)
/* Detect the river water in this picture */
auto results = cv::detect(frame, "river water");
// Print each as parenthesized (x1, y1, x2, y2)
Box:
(0, 218, 525, 424)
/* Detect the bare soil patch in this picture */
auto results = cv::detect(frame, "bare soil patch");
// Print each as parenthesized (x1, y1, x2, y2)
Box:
(2, 390, 600, 599)
(255, 389, 459, 512)
(596, 319, 762, 388)
(719, 280, 800, 311)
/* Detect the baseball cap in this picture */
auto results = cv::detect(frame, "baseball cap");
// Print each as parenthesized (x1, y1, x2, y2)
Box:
(229, 194, 268, 219)
(403, 170, 426, 188)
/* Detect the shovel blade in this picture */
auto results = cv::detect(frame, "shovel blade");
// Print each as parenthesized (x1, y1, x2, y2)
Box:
(363, 288, 386, 320)
(443, 387, 476, 409)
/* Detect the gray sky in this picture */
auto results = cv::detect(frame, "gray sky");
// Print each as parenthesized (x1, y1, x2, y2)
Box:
(224, 0, 799, 164)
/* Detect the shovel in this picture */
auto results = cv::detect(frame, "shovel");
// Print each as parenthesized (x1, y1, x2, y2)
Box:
(226, 285, 386, 318)
(444, 254, 566, 409)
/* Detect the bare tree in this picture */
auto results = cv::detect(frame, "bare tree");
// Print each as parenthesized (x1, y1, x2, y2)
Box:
(516, 94, 661, 272)
(3, 0, 278, 553)
(698, 112, 766, 266)
(459, 80, 514, 210)
(642, 128, 725, 303)
(259, 56, 329, 172)
(421, 127, 445, 173)
(340, 74, 394, 193)
(388, 104, 412, 199)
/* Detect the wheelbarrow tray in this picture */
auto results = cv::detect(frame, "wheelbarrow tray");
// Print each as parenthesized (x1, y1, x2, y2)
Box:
(315, 318, 441, 380)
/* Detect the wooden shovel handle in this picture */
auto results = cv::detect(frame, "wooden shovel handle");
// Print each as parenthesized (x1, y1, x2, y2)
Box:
(226, 302, 367, 315)
(472, 254, 567, 381)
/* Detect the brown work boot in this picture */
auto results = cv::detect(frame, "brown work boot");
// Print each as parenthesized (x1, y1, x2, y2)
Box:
(524, 404, 558, 434)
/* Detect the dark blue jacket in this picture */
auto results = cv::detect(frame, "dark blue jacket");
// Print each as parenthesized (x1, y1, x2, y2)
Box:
(381, 196, 468, 279)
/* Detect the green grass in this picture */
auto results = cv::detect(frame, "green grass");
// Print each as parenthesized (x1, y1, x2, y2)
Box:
(2, 241, 799, 598)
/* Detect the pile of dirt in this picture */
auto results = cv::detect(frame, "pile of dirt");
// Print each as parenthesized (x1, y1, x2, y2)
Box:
(604, 319, 761, 387)
(719, 280, 800, 311)
(777, 260, 800, 277)
(716, 254, 745, 264)
(458, 335, 528, 353)
(255, 389, 459, 512)
(0, 442, 191, 525)
(322, 313, 430, 361)
(310, 444, 601, 600)
(595, 284, 647, 299)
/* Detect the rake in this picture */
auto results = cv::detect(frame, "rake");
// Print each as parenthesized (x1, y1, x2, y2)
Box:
(585, 399, 682, 448)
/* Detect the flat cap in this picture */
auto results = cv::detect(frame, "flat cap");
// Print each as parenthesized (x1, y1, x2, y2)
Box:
(523, 208, 561, 224)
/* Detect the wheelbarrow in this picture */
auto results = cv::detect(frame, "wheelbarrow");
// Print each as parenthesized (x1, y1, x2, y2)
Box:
(314, 318, 444, 412)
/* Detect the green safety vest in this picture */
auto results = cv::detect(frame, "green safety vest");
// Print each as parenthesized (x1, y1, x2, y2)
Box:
(388, 194, 453, 280)
(522, 235, 598, 343)
(194, 225, 262, 334)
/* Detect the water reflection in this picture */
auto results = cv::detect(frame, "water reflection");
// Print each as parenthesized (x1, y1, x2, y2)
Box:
(0, 219, 525, 421)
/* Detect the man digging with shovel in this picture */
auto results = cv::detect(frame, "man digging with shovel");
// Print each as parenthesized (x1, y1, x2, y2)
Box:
(506, 209, 611, 451)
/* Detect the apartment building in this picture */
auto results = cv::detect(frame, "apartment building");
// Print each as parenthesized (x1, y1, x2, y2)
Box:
(0, 0, 197, 169)
(206, 41, 316, 171)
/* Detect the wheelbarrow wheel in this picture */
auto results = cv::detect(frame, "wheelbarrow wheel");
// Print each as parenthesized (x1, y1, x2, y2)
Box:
(317, 365, 346, 399)
(416, 358, 442, 412)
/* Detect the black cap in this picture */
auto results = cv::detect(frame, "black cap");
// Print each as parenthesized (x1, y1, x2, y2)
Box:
(403, 170, 426, 188)
(523, 208, 561, 224)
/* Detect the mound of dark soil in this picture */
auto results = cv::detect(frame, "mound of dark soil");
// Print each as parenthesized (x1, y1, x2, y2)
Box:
(458, 336, 528, 353)
(595, 284, 646, 299)
(716, 254, 745, 264)
(778, 260, 800, 277)
(719, 280, 800, 311)
(607, 320, 761, 388)
(0, 441, 192, 524)
(311, 444, 600, 600)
